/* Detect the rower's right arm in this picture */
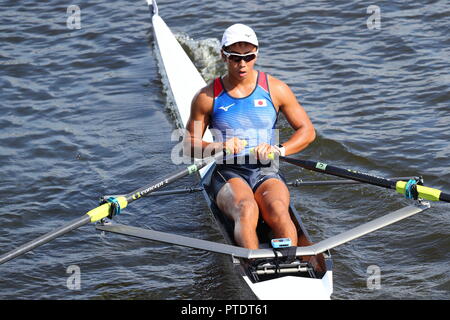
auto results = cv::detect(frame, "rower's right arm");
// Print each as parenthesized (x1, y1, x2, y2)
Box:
(185, 84, 219, 158)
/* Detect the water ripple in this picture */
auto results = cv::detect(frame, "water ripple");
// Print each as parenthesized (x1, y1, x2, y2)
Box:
(0, 0, 448, 300)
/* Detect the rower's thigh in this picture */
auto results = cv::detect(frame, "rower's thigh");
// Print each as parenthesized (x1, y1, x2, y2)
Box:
(216, 178, 259, 222)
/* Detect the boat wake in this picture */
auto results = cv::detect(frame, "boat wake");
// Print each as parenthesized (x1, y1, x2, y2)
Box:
(175, 33, 225, 83)
(152, 32, 224, 127)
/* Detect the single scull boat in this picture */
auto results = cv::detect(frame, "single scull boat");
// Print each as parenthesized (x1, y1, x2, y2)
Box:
(96, 0, 431, 300)
(148, 0, 333, 299)
(1, 0, 448, 301)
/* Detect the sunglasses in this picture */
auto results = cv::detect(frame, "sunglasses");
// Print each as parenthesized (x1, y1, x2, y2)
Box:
(223, 50, 258, 63)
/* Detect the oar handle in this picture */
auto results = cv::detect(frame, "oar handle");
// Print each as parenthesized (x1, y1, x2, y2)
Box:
(223, 139, 248, 155)
(249, 148, 276, 160)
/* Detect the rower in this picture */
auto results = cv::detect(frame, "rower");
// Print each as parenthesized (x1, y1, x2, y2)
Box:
(185, 23, 316, 250)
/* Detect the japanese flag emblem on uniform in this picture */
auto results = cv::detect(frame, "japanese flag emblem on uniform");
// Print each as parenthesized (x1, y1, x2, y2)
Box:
(254, 99, 267, 107)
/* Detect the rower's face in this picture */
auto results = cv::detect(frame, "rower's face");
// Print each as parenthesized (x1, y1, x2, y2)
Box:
(223, 42, 258, 79)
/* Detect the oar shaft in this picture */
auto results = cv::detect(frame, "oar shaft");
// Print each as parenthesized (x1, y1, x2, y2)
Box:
(280, 156, 395, 189)
(440, 192, 450, 202)
(0, 215, 91, 265)
(280, 156, 450, 203)
(287, 177, 421, 187)
(124, 156, 213, 204)
(88, 154, 221, 223)
(0, 152, 223, 265)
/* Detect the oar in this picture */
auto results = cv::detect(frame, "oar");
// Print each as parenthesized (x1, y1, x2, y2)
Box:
(0, 152, 224, 265)
(279, 156, 450, 203)
(287, 176, 422, 187)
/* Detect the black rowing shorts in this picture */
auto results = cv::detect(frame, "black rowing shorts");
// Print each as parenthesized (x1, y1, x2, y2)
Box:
(203, 162, 286, 201)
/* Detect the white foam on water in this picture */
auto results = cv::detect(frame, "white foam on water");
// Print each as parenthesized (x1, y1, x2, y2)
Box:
(153, 33, 225, 128)
(174, 33, 225, 83)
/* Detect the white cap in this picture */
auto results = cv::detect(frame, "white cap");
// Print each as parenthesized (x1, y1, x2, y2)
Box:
(221, 24, 258, 48)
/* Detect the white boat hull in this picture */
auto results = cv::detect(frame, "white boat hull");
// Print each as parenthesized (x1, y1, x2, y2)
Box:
(244, 272, 333, 300)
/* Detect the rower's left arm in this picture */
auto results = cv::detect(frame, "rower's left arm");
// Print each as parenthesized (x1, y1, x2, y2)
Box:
(270, 77, 316, 156)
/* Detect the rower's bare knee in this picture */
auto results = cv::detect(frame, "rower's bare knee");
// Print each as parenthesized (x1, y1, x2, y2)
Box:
(235, 199, 258, 226)
(263, 199, 290, 225)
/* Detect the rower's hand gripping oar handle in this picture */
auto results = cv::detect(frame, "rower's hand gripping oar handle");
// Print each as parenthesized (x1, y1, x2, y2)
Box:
(249, 148, 277, 160)
(223, 139, 248, 156)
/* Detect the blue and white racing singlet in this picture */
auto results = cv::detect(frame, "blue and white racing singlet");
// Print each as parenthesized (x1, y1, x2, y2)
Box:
(209, 71, 278, 155)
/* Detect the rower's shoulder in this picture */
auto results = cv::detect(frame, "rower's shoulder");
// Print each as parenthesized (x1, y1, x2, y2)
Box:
(265, 73, 302, 111)
(267, 74, 291, 92)
(191, 81, 215, 112)
(197, 80, 215, 98)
